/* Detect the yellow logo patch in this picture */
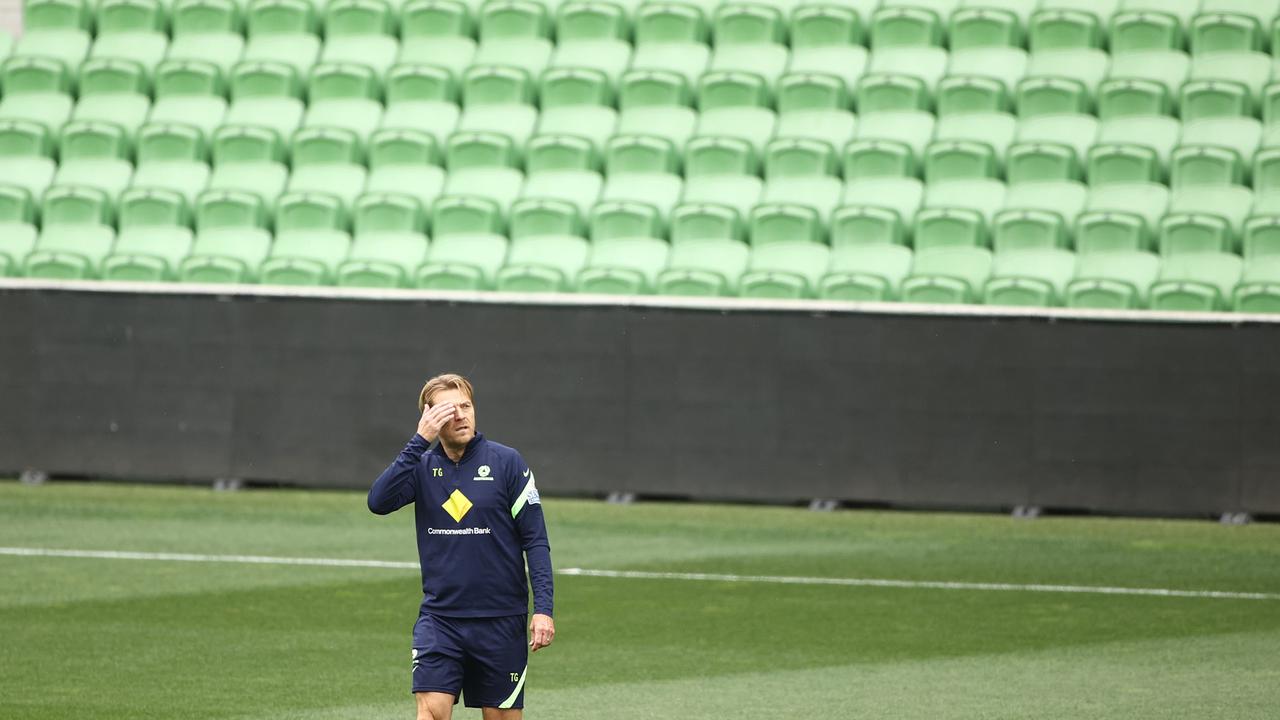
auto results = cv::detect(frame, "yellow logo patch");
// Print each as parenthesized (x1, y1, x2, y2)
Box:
(442, 489, 473, 523)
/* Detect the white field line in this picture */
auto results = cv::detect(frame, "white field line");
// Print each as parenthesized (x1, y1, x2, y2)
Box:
(1, 547, 1277, 601)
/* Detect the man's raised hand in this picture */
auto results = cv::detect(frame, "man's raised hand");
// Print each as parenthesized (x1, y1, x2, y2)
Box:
(417, 402, 456, 443)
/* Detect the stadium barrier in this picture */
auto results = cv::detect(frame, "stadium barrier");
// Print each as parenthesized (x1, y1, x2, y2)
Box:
(2, 279, 1278, 517)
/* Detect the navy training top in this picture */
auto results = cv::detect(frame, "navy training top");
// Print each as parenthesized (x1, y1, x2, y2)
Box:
(368, 433, 554, 618)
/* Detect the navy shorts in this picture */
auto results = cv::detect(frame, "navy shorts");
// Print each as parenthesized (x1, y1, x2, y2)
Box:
(412, 611, 528, 709)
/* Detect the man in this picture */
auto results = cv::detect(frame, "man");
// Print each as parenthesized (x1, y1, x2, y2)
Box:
(369, 373, 554, 720)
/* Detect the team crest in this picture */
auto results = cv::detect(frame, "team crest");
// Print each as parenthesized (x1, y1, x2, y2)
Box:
(473, 464, 494, 481)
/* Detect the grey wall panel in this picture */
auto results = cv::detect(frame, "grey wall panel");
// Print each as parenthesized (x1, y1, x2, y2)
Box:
(1, 286, 1277, 516)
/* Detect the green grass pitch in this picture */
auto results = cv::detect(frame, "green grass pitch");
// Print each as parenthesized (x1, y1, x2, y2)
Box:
(2, 480, 1279, 719)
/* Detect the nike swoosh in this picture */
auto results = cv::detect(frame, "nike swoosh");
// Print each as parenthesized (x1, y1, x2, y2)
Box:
(523, 470, 530, 477)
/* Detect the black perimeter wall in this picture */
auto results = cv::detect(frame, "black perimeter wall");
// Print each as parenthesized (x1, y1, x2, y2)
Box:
(1, 286, 1278, 517)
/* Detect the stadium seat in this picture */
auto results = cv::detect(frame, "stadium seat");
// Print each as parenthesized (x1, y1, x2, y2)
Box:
(993, 181, 1087, 251)
(1148, 252, 1244, 311)
(168, 0, 246, 75)
(983, 248, 1078, 307)
(694, 72, 778, 155)
(259, 226, 353, 286)
(102, 189, 195, 281)
(950, 0, 1032, 48)
(556, 1, 629, 44)
(576, 237, 671, 294)
(494, 235, 591, 293)
(869, 6, 943, 48)
(55, 122, 135, 199)
(12, 26, 92, 77)
(397, 0, 477, 78)
(773, 73, 857, 151)
(242, 0, 321, 77)
(89, 4, 169, 72)
(1008, 114, 1099, 183)
(709, 4, 789, 84)
(937, 47, 1027, 115)
(739, 241, 831, 299)
(1087, 116, 1181, 185)
(864, 46, 948, 103)
(1075, 182, 1169, 253)
(1108, 10, 1183, 54)
(1027, 8, 1104, 51)
(22, 0, 92, 31)
(615, 70, 699, 150)
(415, 232, 510, 290)
(24, 185, 116, 279)
(442, 131, 525, 211)
(1171, 117, 1261, 188)
(1017, 48, 1108, 116)
(680, 137, 763, 224)
(749, 204, 825, 246)
(149, 61, 229, 140)
(655, 238, 750, 296)
(1064, 250, 1160, 308)
(760, 139, 843, 220)
(288, 127, 369, 208)
(195, 188, 269, 231)
(1243, 203, 1280, 258)
(365, 129, 446, 211)
(928, 112, 1016, 180)
(924, 178, 1006, 224)
(337, 225, 431, 288)
(844, 110, 935, 179)
(913, 207, 986, 249)
(207, 125, 289, 206)
(179, 226, 273, 283)
(900, 246, 994, 304)
(1158, 186, 1253, 255)
(0, 57, 74, 134)
(1180, 51, 1271, 120)
(1190, 10, 1266, 55)
(224, 61, 306, 145)
(789, 44, 869, 97)
(517, 136, 604, 228)
(537, 69, 619, 151)
(590, 201, 664, 243)
(1097, 50, 1190, 119)
(132, 123, 211, 203)
(71, 59, 151, 137)
(320, 0, 400, 75)
(0, 120, 57, 205)
(1233, 256, 1280, 312)
(0, 185, 38, 275)
(629, 5, 710, 84)
(601, 135, 684, 218)
(380, 64, 461, 143)
(457, 65, 538, 146)
(838, 177, 925, 245)
(302, 63, 383, 139)
(818, 243, 914, 300)
(789, 3, 866, 49)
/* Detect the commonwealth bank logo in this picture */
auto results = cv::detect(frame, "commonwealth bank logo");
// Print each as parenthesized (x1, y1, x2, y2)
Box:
(442, 489, 473, 522)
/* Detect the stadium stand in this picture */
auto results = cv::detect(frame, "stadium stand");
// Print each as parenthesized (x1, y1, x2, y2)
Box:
(2, 0, 1280, 312)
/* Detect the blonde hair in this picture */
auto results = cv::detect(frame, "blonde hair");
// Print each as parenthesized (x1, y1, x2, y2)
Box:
(419, 373, 475, 412)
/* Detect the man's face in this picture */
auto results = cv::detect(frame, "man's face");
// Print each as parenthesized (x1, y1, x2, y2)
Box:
(432, 387, 476, 447)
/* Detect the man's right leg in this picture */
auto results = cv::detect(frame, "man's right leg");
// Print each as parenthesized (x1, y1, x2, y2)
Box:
(415, 691, 456, 720)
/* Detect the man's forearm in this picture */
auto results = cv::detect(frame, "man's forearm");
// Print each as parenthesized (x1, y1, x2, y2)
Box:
(526, 544, 554, 617)
(367, 434, 430, 514)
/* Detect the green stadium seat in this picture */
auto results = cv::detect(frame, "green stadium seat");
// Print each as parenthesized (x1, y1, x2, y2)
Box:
(88, 21, 169, 75)
(457, 65, 538, 145)
(838, 177, 925, 245)
(790, 4, 865, 49)
(207, 125, 289, 205)
(589, 200, 663, 243)
(132, 124, 211, 203)
(320, 0, 400, 75)
(118, 184, 189, 228)
(1075, 181, 1168, 253)
(12, 28, 92, 77)
(55, 122, 134, 198)
(431, 195, 503, 238)
(843, 110, 934, 179)
(601, 135, 684, 217)
(1017, 48, 1108, 116)
(937, 47, 1027, 115)
(536, 69, 618, 151)
(0, 57, 74, 134)
(634, 1, 706, 44)
(337, 225, 431, 288)
(102, 197, 196, 282)
(655, 238, 750, 296)
(1172, 117, 1261, 187)
(760, 141, 842, 219)
(224, 61, 305, 145)
(1233, 256, 1280, 312)
(548, 9, 632, 80)
(869, 6, 943, 48)
(302, 63, 383, 138)
(515, 139, 604, 231)
(1064, 249, 1159, 308)
(1180, 51, 1271, 120)
(1027, 9, 1103, 52)
(864, 46, 948, 104)
(179, 227, 271, 283)
(397, 1, 477, 78)
(441, 132, 525, 211)
(739, 241, 830, 298)
(414, 232, 509, 290)
(494, 235, 590, 292)
(150, 61, 229, 140)
(0, 184, 38, 275)
(259, 231, 353, 286)
(616, 70, 701, 148)
(1007, 114, 1099, 183)
(352, 191, 426, 237)
(789, 43, 869, 97)
(1243, 203, 1280, 258)
(1098, 50, 1190, 119)
(96, 0, 165, 36)
(23, 0, 91, 31)
(242, 0, 321, 77)
(275, 190, 347, 232)
(1149, 252, 1243, 311)
(577, 237, 671, 294)
(364, 129, 446, 210)
(168, 0, 246, 75)
(1158, 186, 1253, 255)
(900, 246, 993, 304)
(1087, 116, 1180, 185)
(817, 243, 912, 300)
(0, 120, 57, 205)
(288, 127, 368, 208)
(949, 0, 1031, 50)
(913, 207, 986, 249)
(774, 73, 856, 150)
(923, 178, 1006, 224)
(693, 72, 778, 154)
(71, 59, 151, 137)
(708, 5, 789, 84)
(749, 204, 824, 246)
(380, 64, 460, 143)
(24, 185, 116, 279)
(1190, 11, 1266, 55)
(1108, 10, 1183, 54)
(195, 188, 269, 231)
(995, 180, 1086, 249)
(983, 248, 1077, 306)
(670, 203, 744, 244)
